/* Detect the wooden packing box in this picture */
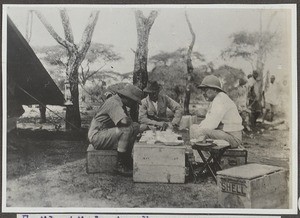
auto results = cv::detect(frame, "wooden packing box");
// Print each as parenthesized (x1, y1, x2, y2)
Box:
(86, 144, 117, 174)
(217, 163, 288, 208)
(133, 143, 186, 183)
(220, 148, 247, 170)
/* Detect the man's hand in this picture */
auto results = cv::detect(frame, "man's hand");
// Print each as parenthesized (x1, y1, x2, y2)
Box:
(170, 123, 179, 131)
(157, 122, 169, 131)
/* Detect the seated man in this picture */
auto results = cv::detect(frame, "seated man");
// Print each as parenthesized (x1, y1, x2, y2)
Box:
(88, 84, 143, 176)
(190, 75, 243, 148)
(139, 81, 183, 132)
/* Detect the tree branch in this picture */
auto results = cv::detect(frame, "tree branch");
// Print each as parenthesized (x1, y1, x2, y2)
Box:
(131, 48, 136, 54)
(33, 10, 73, 48)
(185, 11, 196, 58)
(60, 8, 74, 43)
(78, 11, 100, 57)
(146, 11, 158, 30)
(185, 12, 195, 73)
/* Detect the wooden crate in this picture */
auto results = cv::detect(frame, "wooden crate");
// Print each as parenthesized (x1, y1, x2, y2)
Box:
(217, 163, 288, 208)
(86, 144, 117, 174)
(220, 148, 247, 170)
(133, 143, 186, 183)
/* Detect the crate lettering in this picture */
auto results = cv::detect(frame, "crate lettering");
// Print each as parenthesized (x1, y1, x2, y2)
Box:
(221, 178, 246, 196)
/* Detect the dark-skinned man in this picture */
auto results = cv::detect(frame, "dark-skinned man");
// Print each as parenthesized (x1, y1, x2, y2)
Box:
(88, 84, 143, 176)
(139, 81, 183, 132)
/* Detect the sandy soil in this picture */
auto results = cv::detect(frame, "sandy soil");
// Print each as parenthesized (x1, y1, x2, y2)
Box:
(5, 106, 291, 208)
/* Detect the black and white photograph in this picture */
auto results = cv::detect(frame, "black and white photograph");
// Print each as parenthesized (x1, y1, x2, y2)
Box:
(2, 3, 298, 216)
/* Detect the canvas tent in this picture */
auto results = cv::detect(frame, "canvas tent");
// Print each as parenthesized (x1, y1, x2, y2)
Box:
(7, 16, 65, 110)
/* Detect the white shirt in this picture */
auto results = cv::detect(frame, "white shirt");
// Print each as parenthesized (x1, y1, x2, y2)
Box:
(265, 82, 280, 105)
(151, 101, 158, 112)
(199, 92, 243, 132)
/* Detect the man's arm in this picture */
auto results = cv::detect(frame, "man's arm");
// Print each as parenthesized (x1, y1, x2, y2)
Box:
(117, 117, 132, 127)
(199, 97, 225, 130)
(165, 95, 183, 126)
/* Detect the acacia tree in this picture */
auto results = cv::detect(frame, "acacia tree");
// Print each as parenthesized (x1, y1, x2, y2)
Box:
(34, 9, 100, 130)
(221, 11, 280, 101)
(133, 10, 158, 90)
(149, 49, 205, 104)
(79, 43, 121, 86)
(149, 49, 205, 68)
(184, 12, 196, 115)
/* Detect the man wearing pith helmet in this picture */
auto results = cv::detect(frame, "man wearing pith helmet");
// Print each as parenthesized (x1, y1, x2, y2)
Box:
(190, 75, 244, 148)
(88, 84, 143, 176)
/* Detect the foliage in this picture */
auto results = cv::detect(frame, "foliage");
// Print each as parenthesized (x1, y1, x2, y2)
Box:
(34, 43, 122, 85)
(149, 63, 245, 104)
(212, 65, 246, 99)
(221, 30, 280, 70)
(149, 48, 205, 67)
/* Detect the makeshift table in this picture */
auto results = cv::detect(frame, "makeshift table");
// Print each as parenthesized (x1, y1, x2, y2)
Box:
(191, 142, 230, 182)
(133, 143, 186, 183)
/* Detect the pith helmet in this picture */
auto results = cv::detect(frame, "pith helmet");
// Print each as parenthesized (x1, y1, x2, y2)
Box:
(197, 75, 225, 92)
(117, 84, 143, 105)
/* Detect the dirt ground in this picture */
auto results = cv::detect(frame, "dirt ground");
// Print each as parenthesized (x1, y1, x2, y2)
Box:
(5, 105, 291, 208)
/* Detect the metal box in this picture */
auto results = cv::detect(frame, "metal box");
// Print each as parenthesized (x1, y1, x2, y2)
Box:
(220, 148, 247, 169)
(133, 143, 186, 183)
(86, 144, 117, 174)
(217, 163, 288, 208)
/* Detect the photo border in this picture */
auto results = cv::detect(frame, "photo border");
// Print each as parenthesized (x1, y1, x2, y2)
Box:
(1, 2, 298, 217)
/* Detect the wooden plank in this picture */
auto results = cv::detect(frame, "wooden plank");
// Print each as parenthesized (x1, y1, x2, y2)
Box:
(217, 163, 284, 179)
(250, 170, 288, 208)
(217, 176, 251, 208)
(133, 145, 185, 166)
(133, 165, 185, 183)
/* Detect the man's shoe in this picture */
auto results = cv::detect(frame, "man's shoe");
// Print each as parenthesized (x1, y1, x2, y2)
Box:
(114, 161, 133, 177)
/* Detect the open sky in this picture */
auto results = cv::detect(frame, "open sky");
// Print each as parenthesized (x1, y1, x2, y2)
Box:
(5, 5, 294, 78)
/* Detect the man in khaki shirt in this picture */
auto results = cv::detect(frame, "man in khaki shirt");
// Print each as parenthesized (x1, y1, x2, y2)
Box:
(88, 84, 143, 176)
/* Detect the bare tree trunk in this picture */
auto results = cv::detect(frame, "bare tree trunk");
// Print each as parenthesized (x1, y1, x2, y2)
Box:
(256, 11, 277, 103)
(184, 12, 195, 115)
(39, 104, 46, 123)
(132, 10, 158, 122)
(133, 10, 158, 90)
(34, 9, 99, 130)
(65, 53, 81, 129)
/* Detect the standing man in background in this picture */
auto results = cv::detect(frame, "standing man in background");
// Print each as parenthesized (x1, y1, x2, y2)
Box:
(248, 70, 262, 129)
(262, 75, 280, 123)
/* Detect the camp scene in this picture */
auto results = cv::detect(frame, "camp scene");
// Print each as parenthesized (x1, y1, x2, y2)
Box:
(3, 4, 297, 215)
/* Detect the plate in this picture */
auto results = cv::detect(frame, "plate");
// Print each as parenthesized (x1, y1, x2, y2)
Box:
(155, 140, 184, 146)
